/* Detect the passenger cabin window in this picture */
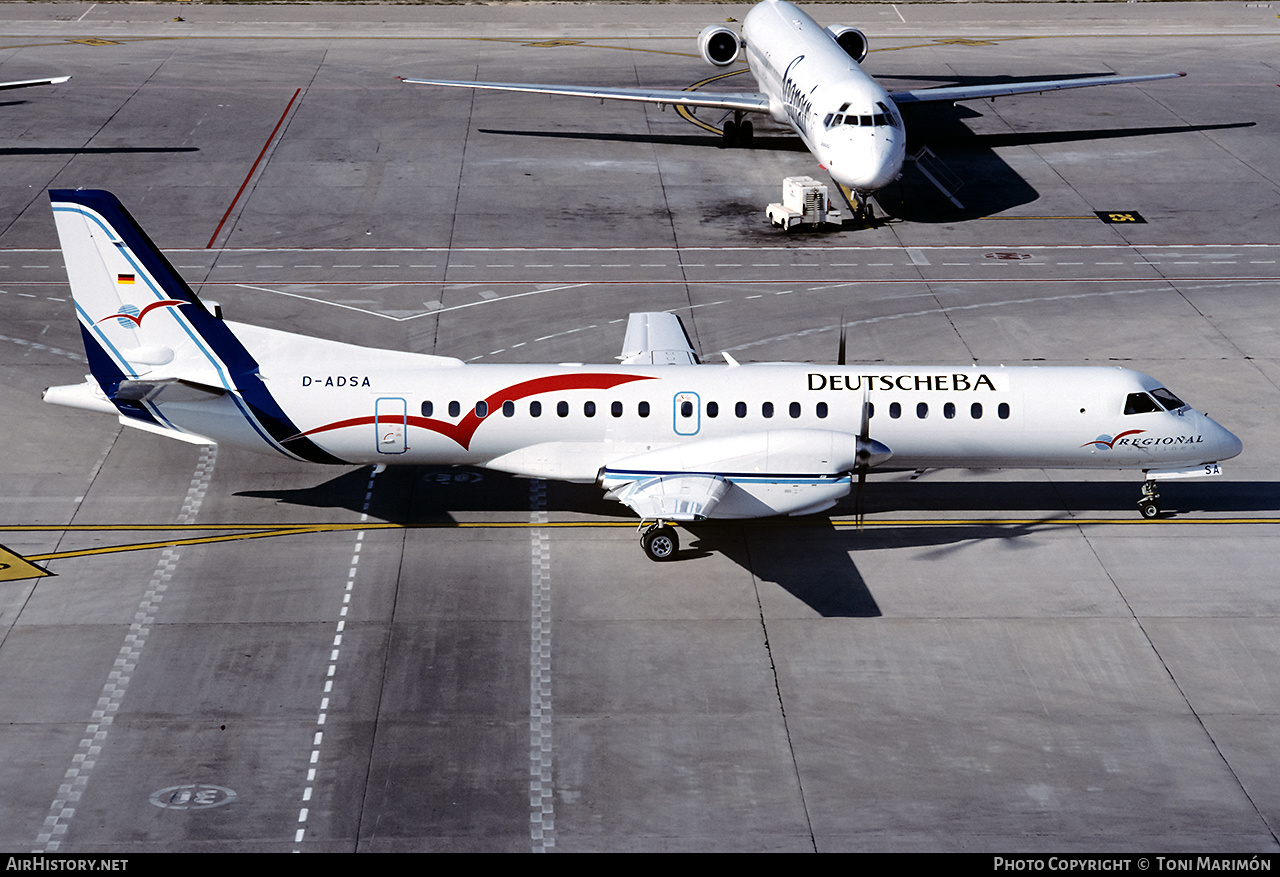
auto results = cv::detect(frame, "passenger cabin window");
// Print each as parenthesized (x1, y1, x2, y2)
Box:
(971, 402, 983, 419)
(530, 401, 542, 417)
(707, 401, 719, 418)
(998, 403, 1010, 420)
(448, 401, 460, 418)
(944, 402, 955, 420)
(680, 400, 693, 418)
(503, 401, 515, 417)
(889, 402, 901, 419)
(421, 401, 433, 417)
(762, 402, 774, 419)
(917, 402, 929, 419)
(1124, 392, 1162, 415)
(817, 402, 828, 419)
(584, 401, 596, 417)
(557, 401, 569, 417)
(638, 401, 650, 418)
(789, 402, 801, 419)
(611, 401, 623, 418)
(475, 401, 488, 418)
(735, 401, 746, 418)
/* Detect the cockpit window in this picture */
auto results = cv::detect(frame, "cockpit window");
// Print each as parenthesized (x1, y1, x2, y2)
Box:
(827, 106, 899, 130)
(1150, 387, 1187, 411)
(1124, 392, 1163, 415)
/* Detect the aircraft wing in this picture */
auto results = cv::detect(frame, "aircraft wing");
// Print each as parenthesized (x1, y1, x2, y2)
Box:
(401, 77, 771, 115)
(888, 71, 1184, 105)
(608, 473, 730, 522)
(619, 312, 701, 365)
(0, 75, 70, 92)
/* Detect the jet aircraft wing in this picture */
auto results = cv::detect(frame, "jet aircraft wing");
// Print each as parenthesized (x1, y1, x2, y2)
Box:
(619, 312, 701, 365)
(1, 75, 69, 92)
(400, 77, 771, 115)
(888, 71, 1184, 105)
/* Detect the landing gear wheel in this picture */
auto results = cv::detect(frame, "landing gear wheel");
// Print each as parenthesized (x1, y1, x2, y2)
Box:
(739, 119, 754, 147)
(721, 120, 737, 148)
(641, 525, 679, 562)
(1138, 478, 1162, 519)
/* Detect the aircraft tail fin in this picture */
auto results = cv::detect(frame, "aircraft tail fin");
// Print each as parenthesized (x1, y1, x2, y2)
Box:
(49, 188, 257, 393)
(48, 189, 345, 462)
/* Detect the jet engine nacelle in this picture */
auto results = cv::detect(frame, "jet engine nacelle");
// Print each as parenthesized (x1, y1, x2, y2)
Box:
(698, 24, 743, 67)
(824, 25, 869, 64)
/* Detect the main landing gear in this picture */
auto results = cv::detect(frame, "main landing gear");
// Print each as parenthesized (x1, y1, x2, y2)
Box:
(721, 112, 754, 148)
(1138, 479, 1162, 519)
(640, 521, 679, 562)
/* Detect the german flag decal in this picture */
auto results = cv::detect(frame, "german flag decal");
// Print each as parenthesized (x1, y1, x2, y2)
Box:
(117, 273, 135, 284)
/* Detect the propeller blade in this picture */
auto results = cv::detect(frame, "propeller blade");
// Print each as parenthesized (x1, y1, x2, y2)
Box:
(855, 390, 871, 529)
(837, 312, 847, 366)
(855, 464, 868, 528)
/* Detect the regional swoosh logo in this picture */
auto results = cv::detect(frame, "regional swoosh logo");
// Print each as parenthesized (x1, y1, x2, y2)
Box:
(97, 299, 187, 327)
(1082, 429, 1146, 450)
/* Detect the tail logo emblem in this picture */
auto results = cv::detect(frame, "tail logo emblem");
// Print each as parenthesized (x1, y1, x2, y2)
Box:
(97, 299, 187, 328)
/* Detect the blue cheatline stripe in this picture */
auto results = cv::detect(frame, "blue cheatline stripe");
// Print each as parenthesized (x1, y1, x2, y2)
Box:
(603, 468, 852, 485)
(52, 191, 347, 465)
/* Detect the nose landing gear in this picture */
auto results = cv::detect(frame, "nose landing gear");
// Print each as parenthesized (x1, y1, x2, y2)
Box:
(1138, 479, 1162, 519)
(640, 521, 679, 561)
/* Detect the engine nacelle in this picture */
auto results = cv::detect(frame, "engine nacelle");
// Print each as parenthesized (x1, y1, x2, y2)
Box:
(698, 24, 742, 67)
(825, 25, 869, 64)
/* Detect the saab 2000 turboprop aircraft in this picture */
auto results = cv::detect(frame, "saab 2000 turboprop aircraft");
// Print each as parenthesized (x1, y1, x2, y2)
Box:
(44, 190, 1241, 560)
(402, 0, 1183, 220)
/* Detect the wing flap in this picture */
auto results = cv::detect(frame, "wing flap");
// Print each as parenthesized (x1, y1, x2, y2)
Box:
(889, 72, 1184, 105)
(401, 77, 771, 114)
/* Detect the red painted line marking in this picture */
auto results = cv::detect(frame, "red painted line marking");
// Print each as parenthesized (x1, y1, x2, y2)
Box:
(206, 88, 302, 250)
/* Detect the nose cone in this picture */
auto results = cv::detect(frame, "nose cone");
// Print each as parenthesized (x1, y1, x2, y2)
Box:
(827, 131, 905, 193)
(1211, 418, 1244, 462)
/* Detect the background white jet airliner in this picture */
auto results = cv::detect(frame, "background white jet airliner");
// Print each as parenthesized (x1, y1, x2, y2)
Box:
(403, 0, 1183, 219)
(44, 190, 1241, 560)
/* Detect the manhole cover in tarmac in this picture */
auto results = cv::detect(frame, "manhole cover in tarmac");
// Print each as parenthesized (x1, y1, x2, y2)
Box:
(149, 784, 237, 810)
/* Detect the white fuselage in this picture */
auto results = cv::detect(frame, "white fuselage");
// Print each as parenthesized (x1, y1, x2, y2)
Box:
(183, 324, 1240, 487)
(743, 0, 905, 193)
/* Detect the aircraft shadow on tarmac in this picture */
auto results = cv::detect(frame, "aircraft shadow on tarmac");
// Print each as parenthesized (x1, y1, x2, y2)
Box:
(885, 111, 1255, 221)
(481, 112, 1252, 223)
(0, 146, 199, 157)
(238, 467, 1270, 619)
(478, 127, 806, 152)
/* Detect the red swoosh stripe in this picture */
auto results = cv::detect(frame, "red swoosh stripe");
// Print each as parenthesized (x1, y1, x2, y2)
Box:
(286, 372, 657, 450)
(1081, 429, 1145, 449)
(97, 299, 187, 327)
